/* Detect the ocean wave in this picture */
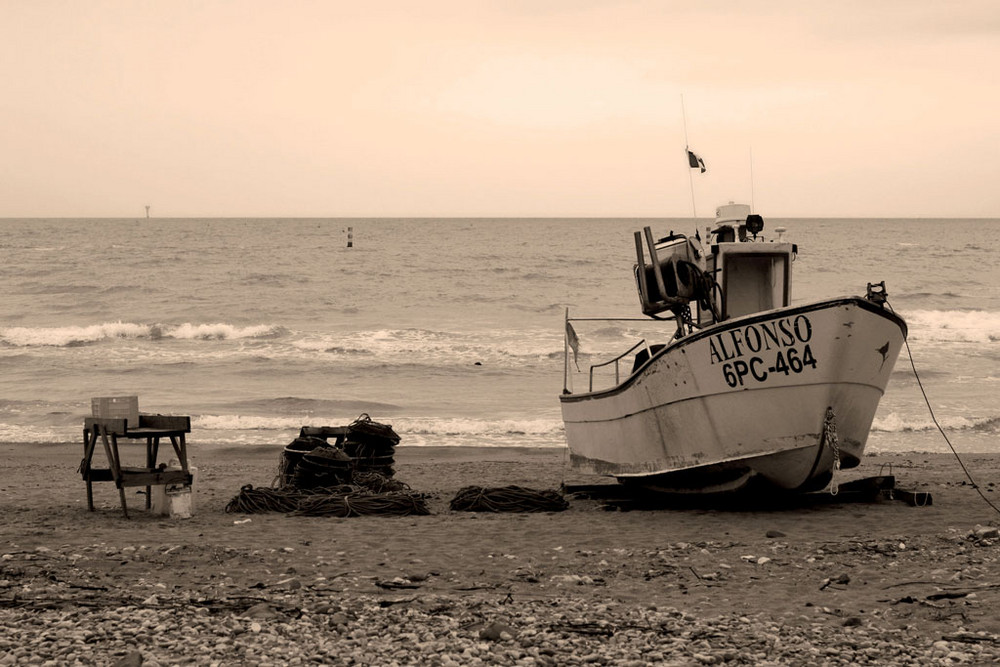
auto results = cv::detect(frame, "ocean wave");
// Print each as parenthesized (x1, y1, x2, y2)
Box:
(196, 414, 314, 431)
(904, 309, 1000, 343)
(233, 396, 402, 414)
(395, 417, 564, 438)
(290, 328, 563, 364)
(0, 322, 151, 347)
(169, 323, 285, 341)
(872, 412, 1000, 433)
(239, 272, 306, 286)
(0, 322, 285, 347)
(897, 291, 963, 300)
(92, 414, 563, 448)
(512, 302, 568, 314)
(0, 423, 73, 443)
(191, 413, 565, 445)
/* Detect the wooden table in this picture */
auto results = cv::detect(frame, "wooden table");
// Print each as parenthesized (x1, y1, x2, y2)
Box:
(80, 415, 192, 518)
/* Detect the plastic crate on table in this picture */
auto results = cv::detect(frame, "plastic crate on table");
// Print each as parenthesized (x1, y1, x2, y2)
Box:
(91, 396, 140, 428)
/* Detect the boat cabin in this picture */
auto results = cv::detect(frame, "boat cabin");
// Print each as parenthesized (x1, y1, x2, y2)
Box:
(633, 203, 796, 331)
(699, 203, 796, 325)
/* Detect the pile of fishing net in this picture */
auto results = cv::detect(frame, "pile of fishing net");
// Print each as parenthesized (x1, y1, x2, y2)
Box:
(343, 414, 400, 477)
(225, 477, 428, 517)
(276, 415, 402, 488)
(287, 440, 355, 489)
(449, 485, 569, 513)
(230, 414, 424, 517)
(231, 415, 570, 517)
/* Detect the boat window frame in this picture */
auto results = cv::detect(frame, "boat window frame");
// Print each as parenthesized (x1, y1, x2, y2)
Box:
(720, 249, 792, 319)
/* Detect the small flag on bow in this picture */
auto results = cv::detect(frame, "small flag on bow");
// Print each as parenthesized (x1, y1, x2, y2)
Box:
(687, 149, 706, 173)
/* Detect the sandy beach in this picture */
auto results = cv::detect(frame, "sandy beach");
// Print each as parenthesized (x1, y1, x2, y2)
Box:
(2, 442, 999, 665)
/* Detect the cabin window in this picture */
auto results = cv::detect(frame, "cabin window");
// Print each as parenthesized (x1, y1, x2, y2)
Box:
(723, 254, 789, 318)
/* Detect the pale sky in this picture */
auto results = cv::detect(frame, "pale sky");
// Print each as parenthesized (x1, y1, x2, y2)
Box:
(2, 0, 998, 218)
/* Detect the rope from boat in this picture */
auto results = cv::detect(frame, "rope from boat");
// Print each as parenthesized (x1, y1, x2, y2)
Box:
(886, 299, 1000, 516)
(678, 260, 722, 324)
(449, 485, 569, 513)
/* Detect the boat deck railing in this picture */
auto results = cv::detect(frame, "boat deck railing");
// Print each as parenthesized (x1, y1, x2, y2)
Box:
(589, 339, 651, 392)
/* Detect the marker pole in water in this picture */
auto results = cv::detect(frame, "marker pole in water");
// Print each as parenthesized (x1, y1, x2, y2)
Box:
(347, 226, 353, 248)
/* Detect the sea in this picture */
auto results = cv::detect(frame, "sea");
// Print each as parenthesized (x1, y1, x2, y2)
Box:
(1, 217, 998, 455)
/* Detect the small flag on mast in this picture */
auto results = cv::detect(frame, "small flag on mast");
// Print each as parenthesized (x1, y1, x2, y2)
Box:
(566, 319, 580, 369)
(687, 149, 706, 173)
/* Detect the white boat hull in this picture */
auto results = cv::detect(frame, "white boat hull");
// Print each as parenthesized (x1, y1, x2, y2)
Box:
(560, 297, 907, 492)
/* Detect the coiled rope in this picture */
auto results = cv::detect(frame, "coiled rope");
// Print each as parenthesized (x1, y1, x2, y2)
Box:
(225, 485, 340, 514)
(449, 485, 569, 513)
(678, 260, 722, 324)
(225, 485, 429, 517)
(291, 492, 429, 517)
(353, 470, 412, 494)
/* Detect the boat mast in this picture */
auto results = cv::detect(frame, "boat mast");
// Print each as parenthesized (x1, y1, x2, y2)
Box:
(681, 96, 697, 219)
(563, 308, 570, 393)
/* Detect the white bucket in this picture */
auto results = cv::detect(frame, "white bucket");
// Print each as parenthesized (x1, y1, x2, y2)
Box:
(151, 466, 197, 518)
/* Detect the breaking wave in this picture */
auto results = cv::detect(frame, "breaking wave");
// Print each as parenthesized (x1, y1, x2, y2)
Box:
(289, 328, 563, 364)
(0, 414, 567, 447)
(904, 309, 1000, 344)
(0, 322, 285, 347)
(872, 413, 1000, 434)
(189, 415, 567, 447)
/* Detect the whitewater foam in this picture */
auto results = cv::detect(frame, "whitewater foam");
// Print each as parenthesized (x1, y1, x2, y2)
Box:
(290, 328, 564, 364)
(0, 321, 286, 347)
(1, 322, 151, 347)
(170, 322, 284, 340)
(872, 412, 1000, 433)
(905, 309, 1000, 343)
(187, 413, 566, 447)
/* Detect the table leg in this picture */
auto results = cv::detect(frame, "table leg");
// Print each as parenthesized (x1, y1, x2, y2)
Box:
(99, 427, 129, 519)
(82, 429, 97, 511)
(169, 434, 188, 472)
(146, 437, 160, 509)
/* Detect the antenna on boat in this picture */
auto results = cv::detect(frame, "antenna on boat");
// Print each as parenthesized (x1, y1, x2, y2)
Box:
(749, 146, 755, 213)
(681, 95, 697, 219)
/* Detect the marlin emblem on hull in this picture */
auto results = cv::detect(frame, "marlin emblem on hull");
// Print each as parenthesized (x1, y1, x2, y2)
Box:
(877, 341, 890, 371)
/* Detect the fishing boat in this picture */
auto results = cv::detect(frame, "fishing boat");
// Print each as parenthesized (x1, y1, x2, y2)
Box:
(560, 203, 907, 493)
